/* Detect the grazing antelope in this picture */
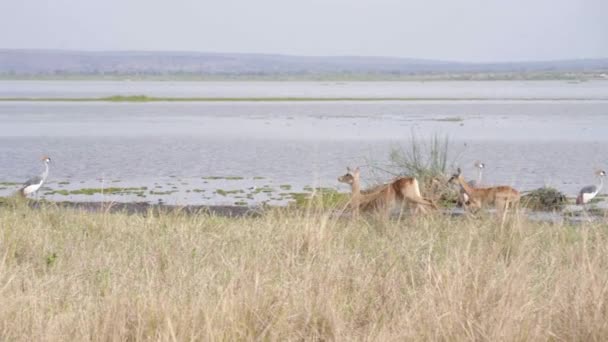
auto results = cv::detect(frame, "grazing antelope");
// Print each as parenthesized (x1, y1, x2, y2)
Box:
(338, 167, 436, 218)
(448, 168, 519, 214)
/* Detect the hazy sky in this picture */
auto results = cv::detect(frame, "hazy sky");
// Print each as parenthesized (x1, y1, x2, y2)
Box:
(0, 0, 606, 62)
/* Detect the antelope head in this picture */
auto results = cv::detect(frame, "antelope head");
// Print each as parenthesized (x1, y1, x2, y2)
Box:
(338, 166, 360, 185)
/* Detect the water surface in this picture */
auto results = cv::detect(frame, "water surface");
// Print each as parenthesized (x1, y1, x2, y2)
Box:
(1, 80, 607, 99)
(1, 81, 607, 206)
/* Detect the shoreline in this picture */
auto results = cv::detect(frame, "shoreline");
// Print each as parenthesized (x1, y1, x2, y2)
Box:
(1, 96, 608, 102)
(3, 200, 262, 217)
(0, 74, 605, 82)
(1, 199, 602, 223)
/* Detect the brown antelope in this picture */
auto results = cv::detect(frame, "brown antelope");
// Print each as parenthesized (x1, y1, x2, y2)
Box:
(338, 167, 437, 217)
(448, 168, 520, 214)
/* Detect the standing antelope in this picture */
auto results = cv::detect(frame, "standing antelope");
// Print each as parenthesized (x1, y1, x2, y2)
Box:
(448, 168, 519, 214)
(338, 167, 436, 218)
(338, 167, 363, 217)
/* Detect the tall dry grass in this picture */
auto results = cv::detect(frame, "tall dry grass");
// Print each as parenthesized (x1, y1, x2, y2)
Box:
(1, 203, 608, 340)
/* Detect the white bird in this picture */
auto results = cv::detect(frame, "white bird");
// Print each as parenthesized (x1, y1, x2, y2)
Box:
(461, 161, 485, 206)
(19, 156, 51, 197)
(576, 170, 605, 205)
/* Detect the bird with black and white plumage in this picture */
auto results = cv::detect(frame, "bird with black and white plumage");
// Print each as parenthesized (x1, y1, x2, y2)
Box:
(576, 170, 605, 205)
(460, 161, 485, 206)
(19, 156, 51, 198)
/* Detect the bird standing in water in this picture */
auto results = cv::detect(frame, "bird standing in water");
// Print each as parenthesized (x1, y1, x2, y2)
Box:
(576, 170, 605, 205)
(19, 156, 51, 198)
(460, 161, 485, 206)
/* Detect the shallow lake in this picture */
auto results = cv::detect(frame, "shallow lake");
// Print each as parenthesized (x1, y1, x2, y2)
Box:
(0, 81, 607, 206)
(1, 80, 608, 99)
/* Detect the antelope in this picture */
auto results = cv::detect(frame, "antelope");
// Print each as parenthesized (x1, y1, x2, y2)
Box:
(338, 167, 437, 218)
(448, 168, 520, 214)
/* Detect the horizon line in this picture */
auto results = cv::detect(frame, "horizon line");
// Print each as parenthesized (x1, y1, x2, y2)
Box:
(1, 48, 607, 65)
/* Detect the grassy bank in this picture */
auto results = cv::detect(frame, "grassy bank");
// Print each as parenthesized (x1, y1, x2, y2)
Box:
(1, 203, 608, 340)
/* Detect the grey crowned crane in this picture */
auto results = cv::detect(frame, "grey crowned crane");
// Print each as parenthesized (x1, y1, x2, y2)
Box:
(19, 156, 51, 197)
(576, 170, 605, 205)
(461, 161, 485, 206)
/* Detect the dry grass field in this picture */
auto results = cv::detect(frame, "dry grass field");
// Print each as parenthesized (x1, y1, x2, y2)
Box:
(1, 202, 608, 341)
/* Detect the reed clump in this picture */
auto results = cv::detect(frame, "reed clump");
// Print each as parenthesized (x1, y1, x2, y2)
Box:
(522, 187, 568, 211)
(386, 134, 459, 205)
(0, 202, 607, 340)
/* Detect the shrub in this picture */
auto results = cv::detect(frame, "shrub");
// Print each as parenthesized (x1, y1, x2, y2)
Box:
(522, 187, 567, 211)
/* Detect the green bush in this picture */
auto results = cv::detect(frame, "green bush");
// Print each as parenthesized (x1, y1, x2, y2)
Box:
(522, 187, 567, 211)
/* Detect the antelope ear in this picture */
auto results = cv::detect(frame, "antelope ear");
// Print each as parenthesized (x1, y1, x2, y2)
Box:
(457, 168, 462, 174)
(346, 166, 351, 172)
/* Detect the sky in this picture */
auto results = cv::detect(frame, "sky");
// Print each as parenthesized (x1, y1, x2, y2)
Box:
(0, 0, 606, 62)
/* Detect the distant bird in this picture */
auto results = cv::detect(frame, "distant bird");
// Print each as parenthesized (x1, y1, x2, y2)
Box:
(19, 156, 51, 198)
(471, 161, 485, 187)
(461, 161, 485, 206)
(576, 170, 605, 205)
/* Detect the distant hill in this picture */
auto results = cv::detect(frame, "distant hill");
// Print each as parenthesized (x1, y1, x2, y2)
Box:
(1, 49, 607, 79)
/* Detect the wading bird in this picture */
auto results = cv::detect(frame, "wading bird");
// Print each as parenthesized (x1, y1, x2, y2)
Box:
(576, 170, 605, 205)
(460, 161, 485, 206)
(19, 156, 51, 198)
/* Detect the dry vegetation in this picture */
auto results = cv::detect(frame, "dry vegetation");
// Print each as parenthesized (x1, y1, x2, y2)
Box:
(1, 202, 608, 341)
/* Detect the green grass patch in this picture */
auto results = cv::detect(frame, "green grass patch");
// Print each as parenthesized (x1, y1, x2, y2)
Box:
(46, 187, 148, 196)
(252, 186, 274, 194)
(149, 190, 178, 195)
(202, 176, 244, 180)
(216, 189, 245, 196)
(45, 190, 69, 196)
(105, 95, 153, 102)
(289, 188, 349, 207)
(522, 187, 568, 211)
(432, 116, 465, 122)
